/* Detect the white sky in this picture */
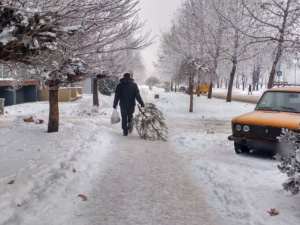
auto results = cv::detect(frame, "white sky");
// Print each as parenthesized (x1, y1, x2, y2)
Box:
(138, 0, 182, 76)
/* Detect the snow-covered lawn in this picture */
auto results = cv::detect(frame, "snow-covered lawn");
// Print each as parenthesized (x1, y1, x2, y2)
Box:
(0, 87, 299, 225)
(213, 86, 266, 97)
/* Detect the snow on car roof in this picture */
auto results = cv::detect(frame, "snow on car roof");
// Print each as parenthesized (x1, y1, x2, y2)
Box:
(267, 87, 300, 92)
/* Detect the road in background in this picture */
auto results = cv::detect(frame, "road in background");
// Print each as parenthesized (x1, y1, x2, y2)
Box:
(211, 92, 261, 104)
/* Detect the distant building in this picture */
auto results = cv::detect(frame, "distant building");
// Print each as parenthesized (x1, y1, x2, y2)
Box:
(0, 79, 39, 106)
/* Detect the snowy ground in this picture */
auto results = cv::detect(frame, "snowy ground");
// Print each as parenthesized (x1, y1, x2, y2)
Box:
(0, 87, 299, 225)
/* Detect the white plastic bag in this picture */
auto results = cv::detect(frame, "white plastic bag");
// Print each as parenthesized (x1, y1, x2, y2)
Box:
(111, 109, 120, 124)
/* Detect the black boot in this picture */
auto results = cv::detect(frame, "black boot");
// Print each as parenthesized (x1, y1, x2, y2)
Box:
(128, 121, 133, 133)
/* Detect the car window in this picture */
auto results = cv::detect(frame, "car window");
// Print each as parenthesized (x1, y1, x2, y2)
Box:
(256, 91, 300, 113)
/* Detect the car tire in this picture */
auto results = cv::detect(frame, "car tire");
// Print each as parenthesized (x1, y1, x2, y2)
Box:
(234, 142, 250, 154)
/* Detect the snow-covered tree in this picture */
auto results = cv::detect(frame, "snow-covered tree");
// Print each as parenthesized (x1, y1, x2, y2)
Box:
(242, 0, 300, 89)
(0, 0, 151, 132)
(211, 0, 265, 102)
(276, 129, 300, 195)
(154, 36, 183, 86)
(178, 57, 208, 112)
(145, 76, 160, 87)
(91, 38, 147, 107)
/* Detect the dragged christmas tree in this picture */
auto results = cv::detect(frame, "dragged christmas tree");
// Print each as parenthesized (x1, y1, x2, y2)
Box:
(276, 129, 300, 195)
(134, 103, 168, 141)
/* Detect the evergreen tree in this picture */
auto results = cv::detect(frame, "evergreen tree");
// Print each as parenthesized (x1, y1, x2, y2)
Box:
(134, 103, 168, 141)
(276, 129, 300, 195)
(98, 77, 118, 96)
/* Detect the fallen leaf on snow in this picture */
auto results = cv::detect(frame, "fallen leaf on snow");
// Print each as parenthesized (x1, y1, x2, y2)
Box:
(7, 180, 15, 184)
(23, 116, 34, 123)
(73, 168, 76, 173)
(17, 204, 21, 207)
(78, 194, 87, 201)
(267, 208, 279, 216)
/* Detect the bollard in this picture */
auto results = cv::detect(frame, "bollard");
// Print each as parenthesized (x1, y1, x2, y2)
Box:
(0, 98, 5, 115)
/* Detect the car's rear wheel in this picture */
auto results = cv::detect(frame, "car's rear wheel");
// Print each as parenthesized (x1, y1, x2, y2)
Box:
(234, 142, 250, 154)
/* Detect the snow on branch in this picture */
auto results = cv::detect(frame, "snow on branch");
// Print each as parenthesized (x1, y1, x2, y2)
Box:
(0, 5, 83, 63)
(61, 25, 83, 35)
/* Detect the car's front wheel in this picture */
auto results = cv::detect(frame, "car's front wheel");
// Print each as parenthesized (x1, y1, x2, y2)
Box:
(234, 142, 250, 154)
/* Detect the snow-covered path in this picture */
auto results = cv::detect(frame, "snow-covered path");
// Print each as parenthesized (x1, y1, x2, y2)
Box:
(72, 132, 217, 225)
(1, 87, 299, 225)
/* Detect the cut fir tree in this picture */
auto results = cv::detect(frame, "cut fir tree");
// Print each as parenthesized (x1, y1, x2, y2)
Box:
(133, 103, 168, 141)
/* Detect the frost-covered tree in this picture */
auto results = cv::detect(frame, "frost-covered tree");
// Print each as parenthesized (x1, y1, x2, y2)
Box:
(0, 2, 86, 132)
(178, 57, 207, 112)
(0, 0, 151, 132)
(156, 0, 280, 99)
(160, 1, 213, 109)
(154, 35, 183, 86)
(92, 38, 147, 106)
(276, 129, 300, 195)
(242, 0, 300, 89)
(211, 0, 264, 102)
(145, 76, 160, 86)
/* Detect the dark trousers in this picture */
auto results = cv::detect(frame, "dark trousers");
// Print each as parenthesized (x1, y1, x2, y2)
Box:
(120, 107, 135, 132)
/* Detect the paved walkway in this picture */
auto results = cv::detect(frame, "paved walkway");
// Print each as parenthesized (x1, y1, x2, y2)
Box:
(73, 136, 217, 225)
(72, 90, 219, 225)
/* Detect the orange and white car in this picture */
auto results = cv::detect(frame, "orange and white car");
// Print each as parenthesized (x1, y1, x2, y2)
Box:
(228, 87, 300, 154)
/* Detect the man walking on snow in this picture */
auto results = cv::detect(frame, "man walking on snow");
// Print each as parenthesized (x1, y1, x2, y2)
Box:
(113, 73, 145, 136)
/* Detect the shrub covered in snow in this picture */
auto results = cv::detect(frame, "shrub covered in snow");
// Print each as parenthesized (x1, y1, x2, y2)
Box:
(276, 129, 300, 195)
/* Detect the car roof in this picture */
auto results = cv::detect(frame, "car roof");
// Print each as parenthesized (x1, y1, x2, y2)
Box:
(267, 87, 300, 92)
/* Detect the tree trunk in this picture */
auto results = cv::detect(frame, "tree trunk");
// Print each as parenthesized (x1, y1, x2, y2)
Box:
(208, 82, 213, 99)
(226, 60, 238, 102)
(236, 74, 239, 89)
(267, 30, 285, 89)
(197, 83, 200, 97)
(268, 54, 281, 89)
(171, 82, 173, 92)
(93, 78, 99, 106)
(48, 88, 59, 133)
(189, 77, 193, 113)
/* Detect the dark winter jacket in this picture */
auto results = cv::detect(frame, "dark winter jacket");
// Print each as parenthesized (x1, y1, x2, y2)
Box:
(113, 77, 145, 108)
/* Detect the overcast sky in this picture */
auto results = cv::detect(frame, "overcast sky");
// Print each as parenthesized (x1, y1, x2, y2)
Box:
(138, 0, 182, 76)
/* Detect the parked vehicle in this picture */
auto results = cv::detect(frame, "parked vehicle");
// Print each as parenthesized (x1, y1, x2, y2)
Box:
(199, 84, 209, 93)
(179, 86, 186, 92)
(185, 87, 196, 94)
(228, 87, 300, 154)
